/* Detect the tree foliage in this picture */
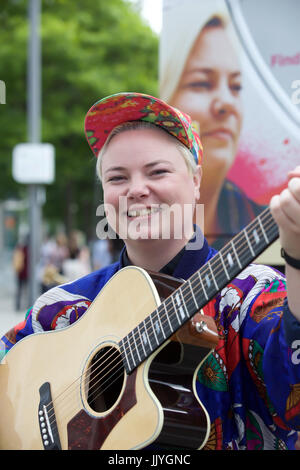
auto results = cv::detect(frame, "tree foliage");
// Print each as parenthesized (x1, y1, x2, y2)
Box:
(0, 0, 159, 238)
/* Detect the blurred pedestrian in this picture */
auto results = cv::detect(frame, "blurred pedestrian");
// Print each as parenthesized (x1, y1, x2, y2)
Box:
(62, 230, 91, 282)
(92, 239, 113, 270)
(12, 236, 29, 311)
(39, 232, 69, 292)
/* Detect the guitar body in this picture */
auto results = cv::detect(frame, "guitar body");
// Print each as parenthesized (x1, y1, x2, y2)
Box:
(0, 266, 214, 450)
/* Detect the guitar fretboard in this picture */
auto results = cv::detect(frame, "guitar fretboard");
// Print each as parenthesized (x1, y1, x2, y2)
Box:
(119, 207, 279, 374)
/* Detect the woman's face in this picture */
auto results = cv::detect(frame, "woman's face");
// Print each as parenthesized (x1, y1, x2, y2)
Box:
(171, 26, 243, 175)
(101, 127, 201, 244)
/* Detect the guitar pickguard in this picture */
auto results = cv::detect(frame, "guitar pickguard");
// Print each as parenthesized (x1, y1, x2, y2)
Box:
(67, 370, 137, 450)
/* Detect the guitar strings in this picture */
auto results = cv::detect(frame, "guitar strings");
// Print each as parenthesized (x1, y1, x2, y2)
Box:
(44, 208, 278, 425)
(44, 209, 278, 426)
(44, 209, 280, 427)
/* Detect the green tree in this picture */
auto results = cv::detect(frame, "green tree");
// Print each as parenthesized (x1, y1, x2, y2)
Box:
(0, 0, 159, 239)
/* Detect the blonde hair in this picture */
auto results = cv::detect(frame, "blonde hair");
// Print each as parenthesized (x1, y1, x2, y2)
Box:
(96, 121, 198, 181)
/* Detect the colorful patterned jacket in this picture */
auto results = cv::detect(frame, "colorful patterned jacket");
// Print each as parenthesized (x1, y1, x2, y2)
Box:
(1, 236, 300, 449)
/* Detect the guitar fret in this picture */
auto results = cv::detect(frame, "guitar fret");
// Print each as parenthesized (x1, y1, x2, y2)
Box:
(208, 261, 219, 290)
(175, 290, 187, 321)
(204, 273, 211, 289)
(179, 289, 189, 318)
(157, 304, 172, 338)
(128, 331, 137, 368)
(149, 313, 159, 346)
(131, 328, 141, 362)
(204, 269, 216, 296)
(244, 228, 255, 257)
(249, 221, 265, 257)
(231, 239, 242, 269)
(156, 309, 166, 340)
(141, 329, 150, 354)
(143, 319, 153, 353)
(221, 245, 239, 279)
(198, 271, 208, 300)
(258, 214, 269, 244)
(120, 337, 131, 373)
(152, 311, 166, 345)
(188, 279, 199, 310)
(226, 252, 234, 268)
(171, 295, 182, 326)
(235, 231, 253, 267)
(252, 228, 260, 245)
(210, 254, 230, 294)
(219, 252, 230, 281)
(264, 211, 278, 243)
(163, 302, 174, 333)
(137, 324, 147, 358)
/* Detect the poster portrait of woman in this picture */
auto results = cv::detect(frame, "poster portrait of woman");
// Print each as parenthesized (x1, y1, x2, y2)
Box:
(159, 0, 300, 251)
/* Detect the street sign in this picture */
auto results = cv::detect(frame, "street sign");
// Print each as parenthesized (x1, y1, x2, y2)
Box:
(12, 143, 55, 184)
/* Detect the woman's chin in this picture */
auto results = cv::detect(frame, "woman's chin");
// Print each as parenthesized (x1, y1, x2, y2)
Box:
(202, 146, 236, 173)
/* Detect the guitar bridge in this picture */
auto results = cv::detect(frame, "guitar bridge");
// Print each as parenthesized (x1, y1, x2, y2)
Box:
(38, 382, 61, 450)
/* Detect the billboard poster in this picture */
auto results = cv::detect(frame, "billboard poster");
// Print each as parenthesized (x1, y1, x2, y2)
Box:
(159, 0, 300, 261)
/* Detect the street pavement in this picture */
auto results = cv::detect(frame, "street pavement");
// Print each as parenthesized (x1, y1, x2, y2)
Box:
(0, 250, 27, 337)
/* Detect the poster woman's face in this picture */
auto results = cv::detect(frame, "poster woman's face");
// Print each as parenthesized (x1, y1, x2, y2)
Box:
(171, 25, 243, 174)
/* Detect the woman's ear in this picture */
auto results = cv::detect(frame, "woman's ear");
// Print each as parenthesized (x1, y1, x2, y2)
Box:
(193, 165, 202, 200)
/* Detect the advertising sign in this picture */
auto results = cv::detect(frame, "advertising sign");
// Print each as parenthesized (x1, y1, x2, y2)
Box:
(160, 0, 300, 260)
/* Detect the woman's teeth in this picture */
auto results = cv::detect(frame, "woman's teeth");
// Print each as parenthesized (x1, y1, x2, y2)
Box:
(127, 207, 160, 217)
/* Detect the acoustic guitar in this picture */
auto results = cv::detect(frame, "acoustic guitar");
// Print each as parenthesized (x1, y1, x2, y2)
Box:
(0, 207, 279, 449)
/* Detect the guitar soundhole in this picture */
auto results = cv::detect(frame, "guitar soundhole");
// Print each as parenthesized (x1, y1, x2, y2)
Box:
(85, 346, 124, 413)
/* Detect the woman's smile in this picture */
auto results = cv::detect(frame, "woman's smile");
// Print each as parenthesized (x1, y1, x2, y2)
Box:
(127, 205, 162, 219)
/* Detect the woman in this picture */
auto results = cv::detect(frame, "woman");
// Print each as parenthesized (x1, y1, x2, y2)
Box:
(160, 2, 266, 249)
(1, 93, 300, 450)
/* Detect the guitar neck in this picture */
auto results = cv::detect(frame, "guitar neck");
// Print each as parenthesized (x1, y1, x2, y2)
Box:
(120, 207, 279, 374)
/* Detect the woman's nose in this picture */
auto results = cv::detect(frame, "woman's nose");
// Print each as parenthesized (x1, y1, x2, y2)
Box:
(127, 177, 150, 199)
(211, 83, 238, 118)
